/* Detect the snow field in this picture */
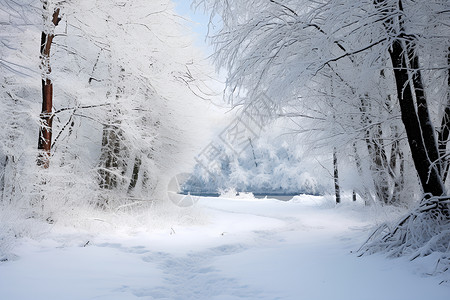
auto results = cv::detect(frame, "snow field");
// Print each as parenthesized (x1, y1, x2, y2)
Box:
(0, 195, 449, 299)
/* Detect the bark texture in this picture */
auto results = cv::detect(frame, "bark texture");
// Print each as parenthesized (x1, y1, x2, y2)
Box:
(37, 5, 60, 168)
(375, 0, 445, 197)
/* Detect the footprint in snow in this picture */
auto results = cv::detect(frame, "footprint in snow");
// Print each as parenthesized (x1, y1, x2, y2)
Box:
(138, 244, 261, 299)
(96, 242, 150, 254)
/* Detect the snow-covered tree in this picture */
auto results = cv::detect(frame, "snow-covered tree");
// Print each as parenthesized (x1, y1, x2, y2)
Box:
(196, 0, 449, 265)
(0, 0, 215, 218)
(184, 137, 323, 195)
(195, 0, 448, 203)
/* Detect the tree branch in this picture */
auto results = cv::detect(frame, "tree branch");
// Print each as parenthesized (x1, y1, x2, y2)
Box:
(53, 103, 111, 115)
(315, 38, 387, 74)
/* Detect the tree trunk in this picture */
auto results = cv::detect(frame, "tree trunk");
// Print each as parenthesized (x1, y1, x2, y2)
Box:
(365, 123, 391, 203)
(374, 0, 445, 197)
(388, 129, 405, 204)
(128, 156, 142, 192)
(388, 37, 444, 197)
(438, 48, 450, 183)
(333, 148, 341, 204)
(98, 68, 127, 192)
(37, 4, 60, 168)
(353, 143, 376, 206)
(439, 103, 450, 183)
(360, 97, 392, 204)
(98, 124, 122, 189)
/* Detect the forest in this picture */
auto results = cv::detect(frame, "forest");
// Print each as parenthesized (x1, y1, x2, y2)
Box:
(0, 0, 449, 299)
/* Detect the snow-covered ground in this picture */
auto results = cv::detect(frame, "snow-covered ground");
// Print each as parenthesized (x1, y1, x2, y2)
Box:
(1, 195, 449, 300)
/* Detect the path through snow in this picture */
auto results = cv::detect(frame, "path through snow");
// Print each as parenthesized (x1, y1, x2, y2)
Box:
(0, 195, 449, 299)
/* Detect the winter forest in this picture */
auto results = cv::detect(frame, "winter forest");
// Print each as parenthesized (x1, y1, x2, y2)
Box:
(0, 0, 449, 299)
